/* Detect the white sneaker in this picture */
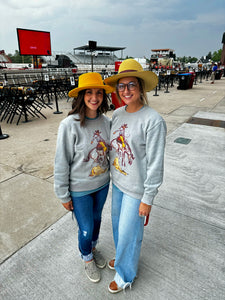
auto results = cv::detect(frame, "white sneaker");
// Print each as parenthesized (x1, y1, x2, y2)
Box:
(84, 260, 100, 283)
(92, 249, 106, 269)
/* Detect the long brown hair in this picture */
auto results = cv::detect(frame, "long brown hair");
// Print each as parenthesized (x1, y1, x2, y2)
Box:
(68, 89, 110, 126)
(115, 77, 148, 105)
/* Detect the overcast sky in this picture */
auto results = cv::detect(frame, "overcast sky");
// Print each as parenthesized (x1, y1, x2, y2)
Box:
(1, 0, 225, 59)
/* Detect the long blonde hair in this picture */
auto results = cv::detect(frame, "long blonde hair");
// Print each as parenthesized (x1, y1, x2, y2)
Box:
(115, 77, 148, 105)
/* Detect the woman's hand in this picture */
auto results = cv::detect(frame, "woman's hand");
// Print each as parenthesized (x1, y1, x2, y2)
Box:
(139, 202, 151, 217)
(62, 200, 74, 211)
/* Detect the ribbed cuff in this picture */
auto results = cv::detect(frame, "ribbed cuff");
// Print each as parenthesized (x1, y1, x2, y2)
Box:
(141, 193, 154, 206)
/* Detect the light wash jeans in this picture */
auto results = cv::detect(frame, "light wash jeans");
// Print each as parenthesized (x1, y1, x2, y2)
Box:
(111, 184, 144, 287)
(71, 184, 109, 261)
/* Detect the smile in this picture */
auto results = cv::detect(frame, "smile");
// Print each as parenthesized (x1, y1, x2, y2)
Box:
(123, 95, 133, 99)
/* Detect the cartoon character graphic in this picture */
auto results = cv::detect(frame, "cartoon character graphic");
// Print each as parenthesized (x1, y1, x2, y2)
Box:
(110, 124, 135, 175)
(83, 130, 109, 177)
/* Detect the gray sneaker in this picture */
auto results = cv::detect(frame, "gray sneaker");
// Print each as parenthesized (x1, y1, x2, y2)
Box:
(92, 249, 106, 269)
(84, 260, 100, 283)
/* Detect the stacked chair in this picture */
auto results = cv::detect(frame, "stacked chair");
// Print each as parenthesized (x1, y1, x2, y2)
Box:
(0, 85, 51, 125)
(0, 70, 78, 125)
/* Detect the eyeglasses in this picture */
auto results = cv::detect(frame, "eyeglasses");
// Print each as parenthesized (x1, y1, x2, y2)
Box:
(117, 81, 138, 92)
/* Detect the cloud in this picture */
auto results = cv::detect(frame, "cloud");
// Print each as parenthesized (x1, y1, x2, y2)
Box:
(3, 0, 60, 9)
(1, 0, 224, 57)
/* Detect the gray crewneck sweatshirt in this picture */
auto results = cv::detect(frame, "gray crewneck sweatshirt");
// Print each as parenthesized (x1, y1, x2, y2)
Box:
(54, 114, 110, 203)
(110, 105, 166, 205)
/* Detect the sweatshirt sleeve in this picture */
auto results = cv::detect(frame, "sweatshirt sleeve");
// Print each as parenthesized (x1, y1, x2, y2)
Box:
(54, 121, 75, 203)
(141, 119, 167, 206)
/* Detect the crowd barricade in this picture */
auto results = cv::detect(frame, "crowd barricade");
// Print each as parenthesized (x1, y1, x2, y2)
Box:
(1, 67, 223, 119)
(146, 67, 224, 95)
(0, 69, 79, 125)
(150, 69, 179, 94)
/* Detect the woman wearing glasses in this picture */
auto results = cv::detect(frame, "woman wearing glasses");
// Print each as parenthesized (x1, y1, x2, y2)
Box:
(104, 59, 167, 293)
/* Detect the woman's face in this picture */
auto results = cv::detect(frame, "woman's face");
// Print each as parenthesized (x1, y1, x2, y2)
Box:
(84, 88, 104, 117)
(117, 77, 141, 106)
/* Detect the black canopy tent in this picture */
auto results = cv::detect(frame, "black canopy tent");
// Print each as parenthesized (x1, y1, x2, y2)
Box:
(73, 42, 126, 72)
(73, 44, 125, 54)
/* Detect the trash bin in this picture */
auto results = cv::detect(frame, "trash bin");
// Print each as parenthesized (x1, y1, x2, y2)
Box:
(111, 92, 125, 109)
(177, 73, 191, 90)
(215, 70, 222, 80)
(189, 72, 195, 88)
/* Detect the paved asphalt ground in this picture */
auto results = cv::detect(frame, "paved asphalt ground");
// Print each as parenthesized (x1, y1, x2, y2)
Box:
(0, 75, 225, 299)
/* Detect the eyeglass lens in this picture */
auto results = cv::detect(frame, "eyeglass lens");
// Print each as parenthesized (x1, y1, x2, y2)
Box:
(118, 82, 137, 92)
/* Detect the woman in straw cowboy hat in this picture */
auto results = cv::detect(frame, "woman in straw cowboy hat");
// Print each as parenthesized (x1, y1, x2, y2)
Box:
(104, 59, 167, 293)
(54, 72, 114, 283)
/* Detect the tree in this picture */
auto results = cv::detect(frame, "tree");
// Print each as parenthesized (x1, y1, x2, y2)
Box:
(125, 55, 134, 59)
(7, 50, 32, 63)
(206, 52, 212, 60)
(200, 56, 204, 62)
(178, 56, 187, 63)
(211, 49, 222, 62)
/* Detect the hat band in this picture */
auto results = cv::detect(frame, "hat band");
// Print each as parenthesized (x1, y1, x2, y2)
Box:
(119, 69, 138, 74)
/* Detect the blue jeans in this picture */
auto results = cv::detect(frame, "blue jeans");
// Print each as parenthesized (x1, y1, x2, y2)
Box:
(111, 184, 145, 287)
(71, 184, 109, 261)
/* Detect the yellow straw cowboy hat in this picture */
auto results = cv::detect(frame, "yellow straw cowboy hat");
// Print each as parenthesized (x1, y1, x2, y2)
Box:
(68, 72, 114, 98)
(104, 59, 158, 92)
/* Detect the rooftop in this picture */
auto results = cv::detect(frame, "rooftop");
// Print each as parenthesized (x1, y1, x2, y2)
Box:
(151, 48, 175, 52)
(73, 45, 126, 52)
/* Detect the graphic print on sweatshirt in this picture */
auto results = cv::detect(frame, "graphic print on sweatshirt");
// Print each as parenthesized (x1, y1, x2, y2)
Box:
(83, 129, 109, 177)
(110, 124, 135, 175)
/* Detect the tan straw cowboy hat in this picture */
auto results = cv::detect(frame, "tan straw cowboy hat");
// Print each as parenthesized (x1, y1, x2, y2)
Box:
(68, 72, 114, 98)
(104, 59, 158, 92)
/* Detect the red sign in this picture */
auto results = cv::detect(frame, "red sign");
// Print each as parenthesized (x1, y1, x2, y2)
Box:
(17, 28, 52, 56)
(115, 61, 122, 72)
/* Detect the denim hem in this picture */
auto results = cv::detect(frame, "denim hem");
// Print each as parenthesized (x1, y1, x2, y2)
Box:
(80, 252, 93, 262)
(114, 272, 132, 288)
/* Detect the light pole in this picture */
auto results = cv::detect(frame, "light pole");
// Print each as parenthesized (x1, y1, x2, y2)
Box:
(89, 40, 97, 72)
(91, 50, 94, 72)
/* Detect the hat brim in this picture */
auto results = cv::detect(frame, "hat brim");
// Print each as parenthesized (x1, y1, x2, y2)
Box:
(104, 71, 158, 92)
(68, 84, 114, 98)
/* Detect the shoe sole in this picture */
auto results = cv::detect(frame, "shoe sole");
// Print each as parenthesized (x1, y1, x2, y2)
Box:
(107, 259, 115, 270)
(95, 261, 106, 269)
(108, 285, 122, 294)
(85, 272, 100, 283)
